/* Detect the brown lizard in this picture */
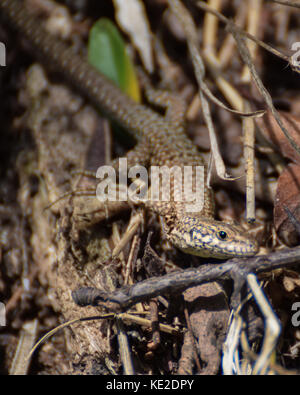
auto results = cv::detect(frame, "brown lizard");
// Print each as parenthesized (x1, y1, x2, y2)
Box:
(0, 0, 258, 260)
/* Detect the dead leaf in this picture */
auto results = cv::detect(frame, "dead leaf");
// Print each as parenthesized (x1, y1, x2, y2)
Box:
(113, 0, 154, 73)
(274, 163, 300, 246)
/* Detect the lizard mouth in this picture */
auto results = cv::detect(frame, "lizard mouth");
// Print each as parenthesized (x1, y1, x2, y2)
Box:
(178, 241, 258, 259)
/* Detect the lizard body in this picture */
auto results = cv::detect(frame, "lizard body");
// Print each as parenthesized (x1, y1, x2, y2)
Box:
(0, 0, 258, 259)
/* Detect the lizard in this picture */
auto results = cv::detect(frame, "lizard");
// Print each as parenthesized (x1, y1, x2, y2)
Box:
(0, 0, 262, 375)
(0, 0, 258, 260)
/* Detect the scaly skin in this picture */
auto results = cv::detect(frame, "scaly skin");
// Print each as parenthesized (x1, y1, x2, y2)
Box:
(0, 0, 258, 258)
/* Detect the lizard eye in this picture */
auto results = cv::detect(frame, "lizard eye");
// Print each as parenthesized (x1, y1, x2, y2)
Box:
(218, 231, 227, 240)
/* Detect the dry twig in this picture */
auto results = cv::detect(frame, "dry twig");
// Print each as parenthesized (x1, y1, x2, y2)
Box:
(72, 246, 300, 311)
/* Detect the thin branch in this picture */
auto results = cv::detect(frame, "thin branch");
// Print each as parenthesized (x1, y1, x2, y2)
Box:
(72, 246, 300, 311)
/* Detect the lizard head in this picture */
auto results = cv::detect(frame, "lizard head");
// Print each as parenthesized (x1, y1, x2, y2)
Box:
(165, 216, 258, 259)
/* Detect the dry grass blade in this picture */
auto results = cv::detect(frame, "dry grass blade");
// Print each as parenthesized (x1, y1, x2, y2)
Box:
(202, 0, 221, 54)
(112, 211, 143, 258)
(222, 313, 243, 375)
(116, 316, 135, 375)
(27, 315, 115, 361)
(9, 319, 38, 375)
(240, 0, 262, 82)
(120, 313, 182, 336)
(243, 102, 256, 222)
(247, 274, 281, 375)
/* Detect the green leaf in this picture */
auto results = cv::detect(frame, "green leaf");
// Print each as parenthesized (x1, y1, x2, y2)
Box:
(88, 18, 140, 102)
